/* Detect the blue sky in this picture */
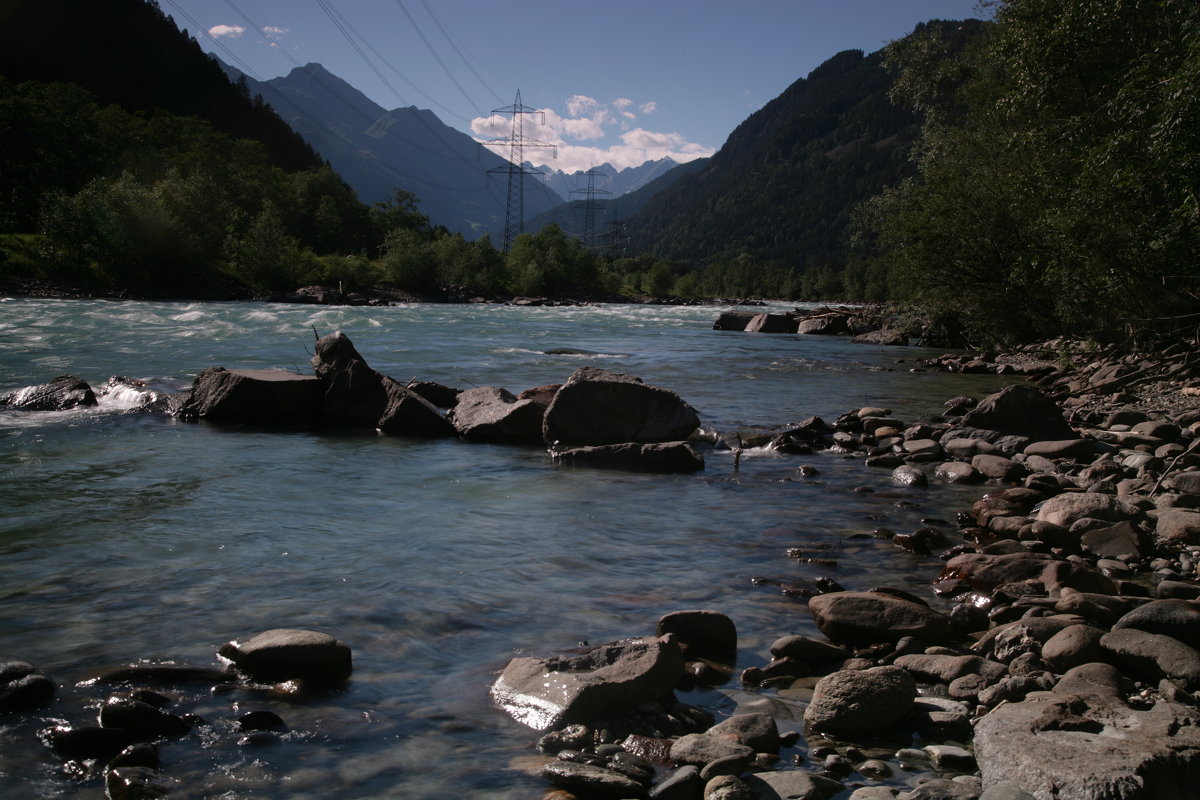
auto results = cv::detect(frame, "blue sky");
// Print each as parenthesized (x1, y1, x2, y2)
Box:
(165, 0, 987, 172)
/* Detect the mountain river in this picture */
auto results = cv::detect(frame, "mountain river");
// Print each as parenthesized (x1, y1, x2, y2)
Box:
(0, 298, 1014, 798)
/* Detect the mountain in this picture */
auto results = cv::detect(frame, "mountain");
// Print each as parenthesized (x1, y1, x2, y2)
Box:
(526, 158, 708, 246)
(0, 0, 320, 173)
(220, 60, 561, 239)
(621, 24, 984, 270)
(538, 158, 679, 201)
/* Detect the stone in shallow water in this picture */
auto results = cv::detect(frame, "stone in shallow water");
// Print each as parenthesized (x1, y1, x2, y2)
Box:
(541, 760, 647, 798)
(490, 637, 684, 730)
(808, 591, 951, 645)
(218, 629, 352, 687)
(804, 665, 916, 734)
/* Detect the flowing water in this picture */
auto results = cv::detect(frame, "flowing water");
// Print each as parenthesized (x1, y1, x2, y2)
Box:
(0, 298, 1014, 798)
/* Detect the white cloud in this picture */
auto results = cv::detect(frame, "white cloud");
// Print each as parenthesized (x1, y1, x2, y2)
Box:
(471, 96, 715, 173)
(208, 24, 245, 38)
(565, 95, 600, 117)
(262, 25, 289, 39)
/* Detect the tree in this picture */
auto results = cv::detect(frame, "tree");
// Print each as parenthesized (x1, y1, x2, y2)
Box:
(865, 1, 1200, 342)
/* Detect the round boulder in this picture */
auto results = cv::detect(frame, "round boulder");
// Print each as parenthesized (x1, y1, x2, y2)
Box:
(808, 591, 951, 645)
(804, 665, 916, 734)
(218, 629, 352, 687)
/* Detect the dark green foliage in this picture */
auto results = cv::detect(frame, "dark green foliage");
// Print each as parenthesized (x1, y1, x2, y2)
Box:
(0, 0, 319, 172)
(864, 1, 1200, 342)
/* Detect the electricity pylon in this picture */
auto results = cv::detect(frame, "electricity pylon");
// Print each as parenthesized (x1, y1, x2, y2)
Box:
(570, 168, 611, 251)
(480, 90, 557, 252)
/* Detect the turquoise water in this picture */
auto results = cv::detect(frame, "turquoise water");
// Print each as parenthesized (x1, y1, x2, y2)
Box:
(0, 299, 1012, 798)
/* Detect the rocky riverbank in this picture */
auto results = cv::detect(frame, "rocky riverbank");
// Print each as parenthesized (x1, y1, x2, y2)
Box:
(488, 370, 1200, 798)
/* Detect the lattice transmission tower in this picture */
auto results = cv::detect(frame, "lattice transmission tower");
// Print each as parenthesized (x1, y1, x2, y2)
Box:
(480, 90, 557, 252)
(570, 168, 611, 251)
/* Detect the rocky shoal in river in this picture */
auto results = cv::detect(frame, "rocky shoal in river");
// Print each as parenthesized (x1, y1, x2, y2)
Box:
(6, 328, 1200, 799)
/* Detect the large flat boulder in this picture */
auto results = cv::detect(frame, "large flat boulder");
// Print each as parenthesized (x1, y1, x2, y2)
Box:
(974, 691, 1200, 800)
(490, 637, 684, 730)
(173, 367, 323, 425)
(542, 367, 699, 447)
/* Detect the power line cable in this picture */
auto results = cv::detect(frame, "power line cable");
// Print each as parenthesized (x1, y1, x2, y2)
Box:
(392, 0, 486, 118)
(415, 0, 506, 106)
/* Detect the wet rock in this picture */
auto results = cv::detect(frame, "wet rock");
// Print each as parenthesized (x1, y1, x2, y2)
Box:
(108, 743, 160, 770)
(105, 766, 173, 800)
(974, 691, 1200, 800)
(542, 760, 647, 798)
(656, 610, 737, 665)
(491, 637, 684, 730)
(543, 366, 700, 447)
(448, 386, 546, 444)
(0, 658, 54, 711)
(976, 616, 1085, 663)
(706, 713, 780, 754)
(539, 724, 592, 753)
(808, 591, 951, 645)
(553, 441, 705, 473)
(892, 465, 928, 487)
(935, 462, 982, 483)
(1, 374, 97, 410)
(768, 635, 851, 664)
(173, 367, 323, 425)
(218, 628, 352, 687)
(44, 725, 142, 760)
(804, 665, 916, 734)
(925, 744, 976, 772)
(99, 698, 192, 738)
(92, 664, 231, 685)
(238, 710, 287, 732)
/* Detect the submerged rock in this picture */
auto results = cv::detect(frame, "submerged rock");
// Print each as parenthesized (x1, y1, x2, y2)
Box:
(552, 441, 705, 473)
